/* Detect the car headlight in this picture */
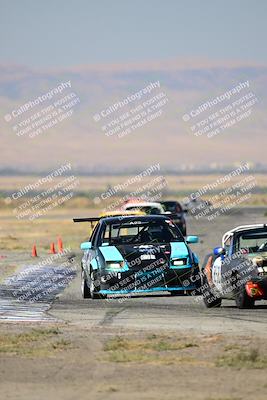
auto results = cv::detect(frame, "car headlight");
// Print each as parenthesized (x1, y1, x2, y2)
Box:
(172, 259, 186, 266)
(258, 266, 267, 273)
(106, 261, 124, 269)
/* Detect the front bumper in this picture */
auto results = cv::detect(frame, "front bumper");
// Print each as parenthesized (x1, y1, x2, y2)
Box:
(98, 265, 200, 294)
(245, 278, 267, 299)
(99, 285, 196, 295)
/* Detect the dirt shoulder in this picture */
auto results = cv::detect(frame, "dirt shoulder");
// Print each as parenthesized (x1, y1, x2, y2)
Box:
(0, 322, 267, 400)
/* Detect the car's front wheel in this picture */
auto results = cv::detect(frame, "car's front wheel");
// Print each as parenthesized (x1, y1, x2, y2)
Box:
(89, 271, 106, 299)
(202, 276, 222, 308)
(235, 288, 255, 309)
(81, 269, 91, 298)
(170, 291, 185, 296)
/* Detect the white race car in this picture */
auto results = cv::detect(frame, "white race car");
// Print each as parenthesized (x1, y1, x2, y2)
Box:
(122, 201, 165, 215)
(201, 224, 267, 308)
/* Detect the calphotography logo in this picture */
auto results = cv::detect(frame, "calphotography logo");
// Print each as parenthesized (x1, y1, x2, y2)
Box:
(182, 163, 258, 221)
(6, 163, 80, 220)
(182, 81, 259, 138)
(93, 81, 169, 138)
(3, 81, 80, 138)
(95, 163, 161, 202)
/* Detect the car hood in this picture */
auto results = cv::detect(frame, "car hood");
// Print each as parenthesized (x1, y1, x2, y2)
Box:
(99, 242, 189, 268)
(246, 251, 267, 261)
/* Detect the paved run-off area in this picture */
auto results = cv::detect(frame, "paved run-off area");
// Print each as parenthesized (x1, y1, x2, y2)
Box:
(0, 208, 267, 400)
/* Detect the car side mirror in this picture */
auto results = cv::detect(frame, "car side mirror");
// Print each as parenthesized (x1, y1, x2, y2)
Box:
(80, 241, 92, 250)
(213, 246, 225, 256)
(186, 235, 199, 244)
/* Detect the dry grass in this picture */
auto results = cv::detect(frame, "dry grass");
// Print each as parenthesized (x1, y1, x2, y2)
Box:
(0, 209, 93, 252)
(205, 398, 241, 400)
(216, 347, 267, 369)
(103, 334, 267, 370)
(0, 263, 18, 282)
(0, 173, 267, 212)
(0, 173, 267, 192)
(0, 327, 71, 357)
(103, 334, 199, 364)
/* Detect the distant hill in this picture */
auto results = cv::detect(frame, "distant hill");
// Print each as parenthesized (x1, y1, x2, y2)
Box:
(0, 60, 266, 171)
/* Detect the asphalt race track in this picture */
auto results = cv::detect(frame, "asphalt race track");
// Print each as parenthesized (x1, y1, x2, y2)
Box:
(50, 207, 267, 337)
(2, 208, 267, 337)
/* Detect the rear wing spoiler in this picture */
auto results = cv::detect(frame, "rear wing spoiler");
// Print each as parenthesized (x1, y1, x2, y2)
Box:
(73, 218, 100, 223)
(73, 217, 100, 229)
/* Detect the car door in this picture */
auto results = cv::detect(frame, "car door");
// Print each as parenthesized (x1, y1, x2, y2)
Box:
(212, 256, 223, 293)
(220, 236, 233, 298)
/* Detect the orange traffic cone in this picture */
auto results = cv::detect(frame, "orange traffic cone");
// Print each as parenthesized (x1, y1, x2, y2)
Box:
(57, 237, 63, 253)
(49, 242, 56, 254)
(31, 244, 38, 257)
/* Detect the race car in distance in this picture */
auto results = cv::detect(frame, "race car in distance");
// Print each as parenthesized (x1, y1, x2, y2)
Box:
(99, 210, 146, 218)
(74, 215, 199, 299)
(202, 224, 267, 309)
(160, 200, 187, 236)
(183, 197, 212, 214)
(122, 201, 165, 216)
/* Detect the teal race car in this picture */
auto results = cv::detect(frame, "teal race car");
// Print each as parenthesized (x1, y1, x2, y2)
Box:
(74, 215, 200, 299)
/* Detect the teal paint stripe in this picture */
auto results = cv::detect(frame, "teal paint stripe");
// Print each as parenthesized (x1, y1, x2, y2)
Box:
(100, 286, 197, 295)
(99, 245, 124, 262)
(170, 241, 189, 259)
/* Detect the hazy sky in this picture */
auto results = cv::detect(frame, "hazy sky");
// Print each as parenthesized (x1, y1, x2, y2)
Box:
(0, 0, 267, 68)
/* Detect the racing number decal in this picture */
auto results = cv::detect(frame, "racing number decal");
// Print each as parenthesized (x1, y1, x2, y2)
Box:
(212, 257, 222, 291)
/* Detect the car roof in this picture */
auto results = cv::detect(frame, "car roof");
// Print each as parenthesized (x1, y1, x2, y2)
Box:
(161, 200, 180, 204)
(124, 202, 163, 208)
(222, 224, 267, 245)
(99, 210, 145, 217)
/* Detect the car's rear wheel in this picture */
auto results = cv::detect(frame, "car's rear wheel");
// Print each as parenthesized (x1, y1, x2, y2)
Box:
(235, 288, 255, 309)
(81, 269, 91, 298)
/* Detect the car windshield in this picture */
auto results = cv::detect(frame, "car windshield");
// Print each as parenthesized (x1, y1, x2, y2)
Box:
(125, 206, 161, 215)
(162, 202, 181, 213)
(235, 231, 267, 253)
(100, 219, 184, 246)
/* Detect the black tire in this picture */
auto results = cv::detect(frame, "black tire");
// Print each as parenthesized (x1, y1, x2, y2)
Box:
(89, 270, 106, 299)
(235, 288, 255, 309)
(202, 277, 222, 308)
(203, 289, 222, 308)
(170, 291, 185, 296)
(186, 289, 199, 296)
(190, 264, 202, 295)
(81, 269, 91, 299)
